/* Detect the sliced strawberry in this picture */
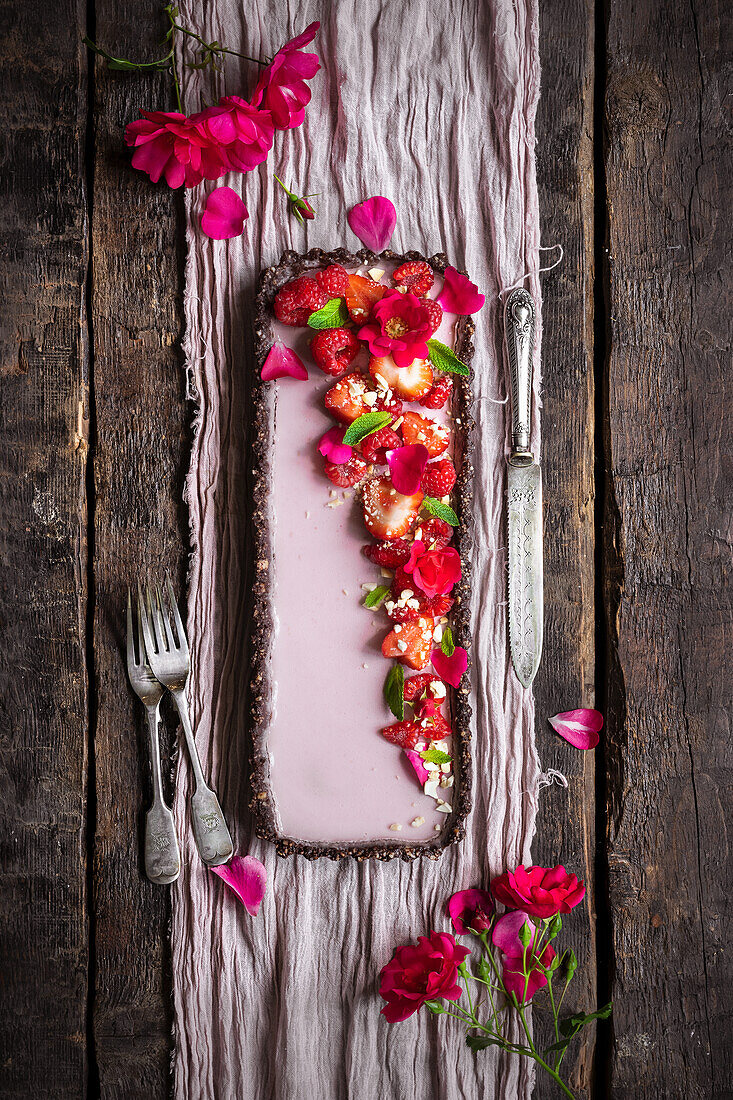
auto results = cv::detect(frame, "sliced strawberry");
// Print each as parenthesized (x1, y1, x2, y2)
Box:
(361, 427, 402, 465)
(324, 455, 367, 487)
(362, 476, 423, 540)
(362, 539, 412, 568)
(324, 371, 372, 424)
(380, 720, 421, 750)
(381, 616, 435, 670)
(344, 273, 386, 324)
(368, 354, 433, 401)
(401, 411, 450, 457)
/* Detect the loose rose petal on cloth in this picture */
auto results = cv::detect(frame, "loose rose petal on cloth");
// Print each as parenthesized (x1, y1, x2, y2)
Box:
(201, 186, 248, 240)
(548, 708, 603, 750)
(210, 855, 267, 916)
(261, 342, 308, 381)
(431, 645, 468, 688)
(347, 196, 397, 251)
(436, 266, 486, 314)
(318, 426, 352, 463)
(405, 749, 430, 786)
(386, 444, 430, 495)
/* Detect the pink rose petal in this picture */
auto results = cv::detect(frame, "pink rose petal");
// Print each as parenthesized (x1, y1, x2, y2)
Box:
(201, 186, 248, 240)
(261, 342, 308, 381)
(548, 708, 603, 750)
(210, 855, 267, 916)
(431, 645, 468, 688)
(404, 539, 426, 574)
(437, 266, 485, 315)
(318, 426, 352, 463)
(405, 749, 429, 786)
(347, 196, 397, 252)
(386, 444, 430, 495)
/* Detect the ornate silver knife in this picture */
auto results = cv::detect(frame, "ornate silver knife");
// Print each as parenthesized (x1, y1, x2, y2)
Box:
(504, 288, 543, 688)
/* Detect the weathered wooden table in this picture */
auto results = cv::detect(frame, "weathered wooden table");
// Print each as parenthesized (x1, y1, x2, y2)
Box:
(1, 0, 730, 1096)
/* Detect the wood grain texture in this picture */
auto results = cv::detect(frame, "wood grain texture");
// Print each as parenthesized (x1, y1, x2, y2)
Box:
(88, 3, 185, 1095)
(0, 1, 90, 1096)
(603, 0, 733, 1094)
(532, 0, 598, 1095)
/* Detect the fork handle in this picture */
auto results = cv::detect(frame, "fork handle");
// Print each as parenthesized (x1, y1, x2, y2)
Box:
(171, 690, 234, 867)
(143, 705, 181, 884)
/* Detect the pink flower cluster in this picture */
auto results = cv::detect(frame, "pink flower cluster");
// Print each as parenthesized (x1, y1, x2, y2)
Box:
(124, 23, 320, 189)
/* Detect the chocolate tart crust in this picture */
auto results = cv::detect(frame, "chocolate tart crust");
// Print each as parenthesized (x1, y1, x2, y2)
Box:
(250, 248, 475, 861)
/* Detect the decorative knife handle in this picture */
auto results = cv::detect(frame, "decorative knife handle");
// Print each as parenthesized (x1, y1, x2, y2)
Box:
(504, 288, 536, 467)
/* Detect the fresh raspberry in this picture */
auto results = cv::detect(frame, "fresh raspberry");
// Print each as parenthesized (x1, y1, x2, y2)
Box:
(392, 261, 434, 297)
(362, 539, 412, 568)
(315, 264, 349, 297)
(404, 674, 445, 702)
(418, 517, 453, 549)
(420, 375, 453, 410)
(386, 592, 453, 624)
(380, 721, 421, 750)
(274, 276, 329, 327)
(324, 454, 367, 487)
(375, 394, 403, 417)
(361, 427, 402, 465)
(416, 713, 452, 741)
(423, 299, 444, 333)
(422, 458, 457, 497)
(311, 328, 360, 377)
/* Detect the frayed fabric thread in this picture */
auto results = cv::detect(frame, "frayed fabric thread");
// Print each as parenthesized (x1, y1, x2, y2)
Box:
(537, 768, 569, 791)
(498, 244, 564, 299)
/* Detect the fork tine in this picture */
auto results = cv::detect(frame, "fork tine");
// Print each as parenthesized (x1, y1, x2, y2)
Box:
(139, 583, 158, 658)
(146, 585, 165, 653)
(155, 583, 176, 652)
(165, 573, 189, 655)
(136, 598, 147, 668)
(126, 589, 137, 671)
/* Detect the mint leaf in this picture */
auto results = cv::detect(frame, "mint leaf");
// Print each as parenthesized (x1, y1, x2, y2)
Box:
(427, 338, 470, 376)
(364, 584, 390, 609)
(441, 626, 456, 657)
(307, 298, 351, 329)
(422, 496, 459, 526)
(343, 411, 392, 446)
(384, 663, 404, 720)
(421, 748, 452, 765)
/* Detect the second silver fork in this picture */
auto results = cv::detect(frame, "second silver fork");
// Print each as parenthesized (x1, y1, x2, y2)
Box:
(140, 579, 233, 867)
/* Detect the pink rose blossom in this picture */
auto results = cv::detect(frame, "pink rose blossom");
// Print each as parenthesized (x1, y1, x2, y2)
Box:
(318, 427, 352, 464)
(379, 931, 470, 1022)
(125, 110, 221, 188)
(447, 888, 495, 934)
(251, 22, 321, 130)
(406, 545, 461, 598)
(201, 186, 248, 239)
(491, 865, 586, 919)
(193, 97, 274, 172)
(437, 266, 486, 315)
(210, 854, 267, 916)
(492, 911, 556, 1003)
(261, 342, 308, 381)
(386, 444, 430, 495)
(431, 645, 468, 688)
(548, 708, 603, 750)
(358, 290, 432, 368)
(347, 196, 397, 251)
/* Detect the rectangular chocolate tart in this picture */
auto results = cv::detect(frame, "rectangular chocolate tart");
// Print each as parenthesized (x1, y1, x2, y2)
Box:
(249, 248, 475, 860)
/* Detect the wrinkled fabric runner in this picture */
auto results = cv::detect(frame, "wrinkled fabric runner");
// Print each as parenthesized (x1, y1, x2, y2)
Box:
(173, 2, 542, 1097)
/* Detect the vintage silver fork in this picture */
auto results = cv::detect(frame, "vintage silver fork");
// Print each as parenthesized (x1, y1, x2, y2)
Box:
(139, 579, 233, 867)
(126, 592, 181, 884)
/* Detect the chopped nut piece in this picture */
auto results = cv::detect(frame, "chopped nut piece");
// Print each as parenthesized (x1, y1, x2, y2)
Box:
(435, 801, 452, 813)
(388, 822, 403, 831)
(433, 624, 444, 642)
(368, 267, 385, 280)
(410, 816, 425, 827)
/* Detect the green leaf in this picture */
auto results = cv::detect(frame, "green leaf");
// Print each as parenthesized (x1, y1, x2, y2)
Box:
(421, 748, 452, 765)
(427, 338, 470, 376)
(559, 1002, 613, 1040)
(342, 411, 392, 446)
(467, 1035, 503, 1051)
(422, 496, 459, 526)
(307, 298, 351, 330)
(441, 626, 456, 657)
(383, 663, 404, 720)
(364, 584, 390, 609)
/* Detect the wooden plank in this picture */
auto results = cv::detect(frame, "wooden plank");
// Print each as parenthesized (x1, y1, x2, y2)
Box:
(0, 1, 90, 1096)
(603, 0, 733, 1094)
(532, 0, 598, 1095)
(89, 3, 184, 1095)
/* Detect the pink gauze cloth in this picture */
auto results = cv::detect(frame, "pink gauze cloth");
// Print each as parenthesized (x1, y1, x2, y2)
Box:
(173, 2, 543, 1097)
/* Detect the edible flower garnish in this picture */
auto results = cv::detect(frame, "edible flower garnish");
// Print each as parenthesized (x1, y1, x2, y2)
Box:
(201, 186, 249, 239)
(437, 266, 486, 315)
(210, 854, 267, 916)
(386, 443, 430, 495)
(318, 426, 352, 464)
(358, 290, 432, 367)
(548, 708, 603, 750)
(405, 544, 462, 598)
(431, 644, 468, 688)
(261, 342, 308, 381)
(347, 196, 397, 251)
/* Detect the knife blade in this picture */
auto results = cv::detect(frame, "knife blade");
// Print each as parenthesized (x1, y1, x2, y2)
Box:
(504, 288, 543, 688)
